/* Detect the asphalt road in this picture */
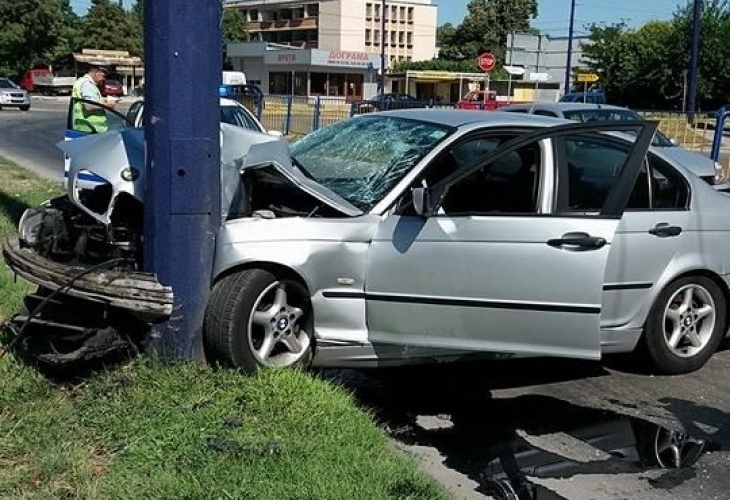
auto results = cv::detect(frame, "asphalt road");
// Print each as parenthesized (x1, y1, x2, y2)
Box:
(0, 97, 68, 181)
(3, 102, 730, 500)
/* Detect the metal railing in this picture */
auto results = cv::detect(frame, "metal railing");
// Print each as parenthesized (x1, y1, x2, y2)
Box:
(234, 95, 730, 177)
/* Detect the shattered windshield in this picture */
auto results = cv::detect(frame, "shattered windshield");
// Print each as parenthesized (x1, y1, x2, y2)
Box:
(289, 116, 452, 212)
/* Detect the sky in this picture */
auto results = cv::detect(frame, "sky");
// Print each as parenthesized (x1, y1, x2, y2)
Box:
(436, 0, 685, 36)
(71, 0, 681, 37)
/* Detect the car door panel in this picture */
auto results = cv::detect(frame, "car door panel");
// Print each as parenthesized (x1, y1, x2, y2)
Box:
(603, 154, 692, 328)
(367, 215, 622, 359)
(365, 121, 657, 361)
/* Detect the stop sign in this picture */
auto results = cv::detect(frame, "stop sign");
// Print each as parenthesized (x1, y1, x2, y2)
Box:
(477, 52, 497, 72)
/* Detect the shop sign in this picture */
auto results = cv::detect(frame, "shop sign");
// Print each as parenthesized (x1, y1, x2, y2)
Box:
(264, 50, 311, 65)
(413, 71, 458, 81)
(311, 49, 379, 69)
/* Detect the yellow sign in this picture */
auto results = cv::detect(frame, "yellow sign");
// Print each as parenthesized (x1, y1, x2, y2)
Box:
(413, 71, 458, 81)
(577, 73, 600, 83)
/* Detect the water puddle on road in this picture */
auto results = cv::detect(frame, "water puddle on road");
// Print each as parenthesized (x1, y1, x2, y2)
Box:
(324, 366, 725, 500)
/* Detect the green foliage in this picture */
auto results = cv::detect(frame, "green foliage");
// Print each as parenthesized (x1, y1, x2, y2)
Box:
(128, 0, 144, 57)
(74, 0, 139, 55)
(0, 356, 450, 499)
(0, 0, 78, 78)
(392, 58, 508, 79)
(582, 0, 730, 109)
(222, 7, 249, 44)
(439, 0, 538, 63)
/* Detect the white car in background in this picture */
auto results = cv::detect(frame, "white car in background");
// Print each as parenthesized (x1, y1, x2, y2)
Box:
(501, 103, 729, 190)
(63, 97, 281, 186)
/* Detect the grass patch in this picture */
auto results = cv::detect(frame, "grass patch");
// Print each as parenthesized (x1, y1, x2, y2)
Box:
(0, 157, 62, 320)
(0, 360, 447, 500)
(0, 158, 448, 500)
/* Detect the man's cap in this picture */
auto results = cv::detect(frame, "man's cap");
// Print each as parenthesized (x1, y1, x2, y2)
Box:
(89, 62, 110, 74)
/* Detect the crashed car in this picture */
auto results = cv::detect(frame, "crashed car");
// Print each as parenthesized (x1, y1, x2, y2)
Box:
(4, 109, 730, 374)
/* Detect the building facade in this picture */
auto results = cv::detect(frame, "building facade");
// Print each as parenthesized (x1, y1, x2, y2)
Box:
(506, 33, 590, 89)
(224, 0, 437, 67)
(227, 42, 382, 100)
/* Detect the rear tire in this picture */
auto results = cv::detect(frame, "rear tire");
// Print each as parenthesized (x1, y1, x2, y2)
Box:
(204, 269, 314, 375)
(643, 276, 726, 374)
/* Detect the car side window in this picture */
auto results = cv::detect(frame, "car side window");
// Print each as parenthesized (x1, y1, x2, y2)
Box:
(648, 153, 690, 209)
(625, 153, 689, 211)
(559, 134, 631, 212)
(437, 138, 542, 215)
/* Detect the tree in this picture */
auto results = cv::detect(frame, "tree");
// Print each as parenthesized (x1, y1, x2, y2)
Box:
(444, 0, 538, 64)
(74, 0, 138, 55)
(128, 0, 144, 56)
(672, 0, 730, 109)
(582, 0, 730, 109)
(222, 7, 248, 70)
(0, 0, 78, 78)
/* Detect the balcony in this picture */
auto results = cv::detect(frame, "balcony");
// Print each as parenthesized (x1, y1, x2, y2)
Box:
(248, 17, 317, 32)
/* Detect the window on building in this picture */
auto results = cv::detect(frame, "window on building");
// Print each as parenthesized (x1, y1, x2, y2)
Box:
(306, 3, 318, 17)
(366, 3, 372, 19)
(374, 30, 380, 45)
(400, 6, 406, 22)
(407, 32, 413, 47)
(407, 6, 414, 22)
(391, 5, 397, 22)
(384, 30, 389, 46)
(248, 9, 259, 21)
(391, 31, 397, 45)
(390, 55, 396, 65)
(366, 28, 372, 45)
(374, 3, 380, 19)
(398, 31, 405, 46)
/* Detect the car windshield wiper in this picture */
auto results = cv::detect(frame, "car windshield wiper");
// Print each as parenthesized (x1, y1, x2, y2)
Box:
(291, 155, 315, 181)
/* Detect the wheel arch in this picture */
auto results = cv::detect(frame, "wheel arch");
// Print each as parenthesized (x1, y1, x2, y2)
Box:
(213, 261, 312, 295)
(650, 268, 730, 333)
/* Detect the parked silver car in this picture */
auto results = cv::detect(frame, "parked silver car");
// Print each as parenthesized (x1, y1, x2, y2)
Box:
(500, 102, 729, 190)
(0, 77, 30, 111)
(4, 110, 730, 376)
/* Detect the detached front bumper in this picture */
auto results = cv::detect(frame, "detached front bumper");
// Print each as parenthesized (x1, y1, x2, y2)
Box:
(2, 238, 173, 320)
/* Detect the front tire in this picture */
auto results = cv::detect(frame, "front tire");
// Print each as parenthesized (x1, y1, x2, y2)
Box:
(20, 105, 30, 111)
(204, 269, 314, 374)
(643, 276, 726, 374)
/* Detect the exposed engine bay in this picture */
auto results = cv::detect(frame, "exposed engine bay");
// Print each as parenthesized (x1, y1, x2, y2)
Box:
(2, 125, 357, 369)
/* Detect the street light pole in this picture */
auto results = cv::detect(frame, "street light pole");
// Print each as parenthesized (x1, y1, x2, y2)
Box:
(564, 0, 576, 94)
(380, 0, 386, 98)
(687, 0, 702, 117)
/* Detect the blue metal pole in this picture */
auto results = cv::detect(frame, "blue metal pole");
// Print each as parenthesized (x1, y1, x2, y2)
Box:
(687, 0, 703, 117)
(144, 0, 222, 360)
(710, 107, 728, 162)
(564, 0, 576, 94)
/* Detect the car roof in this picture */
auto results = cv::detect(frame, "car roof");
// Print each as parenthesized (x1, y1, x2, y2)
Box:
(373, 108, 569, 128)
(501, 102, 630, 113)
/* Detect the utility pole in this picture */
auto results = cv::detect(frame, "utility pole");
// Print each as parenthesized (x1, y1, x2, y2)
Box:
(380, 0, 386, 98)
(687, 0, 702, 117)
(564, 0, 576, 94)
(144, 0, 222, 359)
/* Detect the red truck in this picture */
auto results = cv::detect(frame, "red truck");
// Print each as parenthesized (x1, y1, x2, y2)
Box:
(456, 90, 527, 111)
(19, 68, 75, 95)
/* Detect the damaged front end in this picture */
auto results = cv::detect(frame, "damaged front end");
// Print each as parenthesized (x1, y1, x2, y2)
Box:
(2, 129, 172, 368)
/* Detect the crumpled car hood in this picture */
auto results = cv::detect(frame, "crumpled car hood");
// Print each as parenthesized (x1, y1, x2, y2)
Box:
(57, 125, 362, 224)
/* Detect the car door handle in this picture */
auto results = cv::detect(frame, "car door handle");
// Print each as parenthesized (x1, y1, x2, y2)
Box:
(547, 232, 607, 250)
(648, 223, 682, 238)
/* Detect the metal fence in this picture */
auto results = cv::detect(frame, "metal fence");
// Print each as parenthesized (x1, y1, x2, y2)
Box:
(236, 95, 730, 176)
(636, 110, 730, 174)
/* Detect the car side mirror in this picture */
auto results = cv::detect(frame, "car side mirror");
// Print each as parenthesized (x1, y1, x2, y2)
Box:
(670, 138, 679, 146)
(412, 187, 433, 217)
